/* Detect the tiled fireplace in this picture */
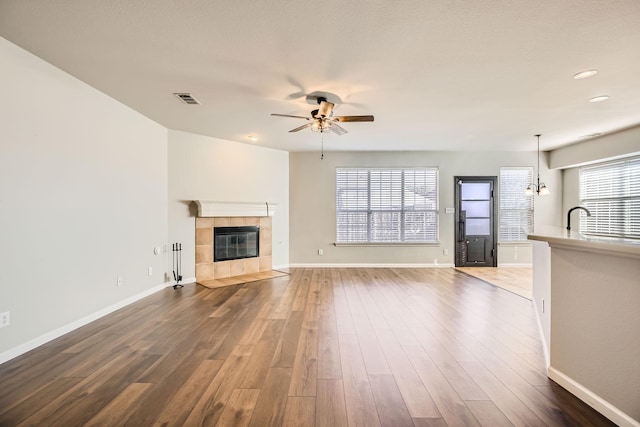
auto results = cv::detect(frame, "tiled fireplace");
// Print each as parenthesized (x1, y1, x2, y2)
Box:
(194, 201, 275, 284)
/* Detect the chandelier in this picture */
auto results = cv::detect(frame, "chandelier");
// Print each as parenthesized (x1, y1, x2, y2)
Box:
(525, 134, 550, 196)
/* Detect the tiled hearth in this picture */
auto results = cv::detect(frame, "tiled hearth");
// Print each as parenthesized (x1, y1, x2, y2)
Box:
(195, 216, 272, 284)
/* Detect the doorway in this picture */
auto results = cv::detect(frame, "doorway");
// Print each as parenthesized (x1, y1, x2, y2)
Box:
(454, 176, 497, 267)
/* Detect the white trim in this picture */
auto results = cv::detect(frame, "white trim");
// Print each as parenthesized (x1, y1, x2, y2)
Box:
(0, 281, 173, 365)
(288, 263, 454, 268)
(195, 201, 277, 217)
(173, 276, 196, 285)
(334, 243, 441, 247)
(497, 262, 532, 268)
(547, 367, 640, 427)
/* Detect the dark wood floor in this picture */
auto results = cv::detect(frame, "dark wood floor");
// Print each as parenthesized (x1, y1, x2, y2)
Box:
(0, 268, 614, 426)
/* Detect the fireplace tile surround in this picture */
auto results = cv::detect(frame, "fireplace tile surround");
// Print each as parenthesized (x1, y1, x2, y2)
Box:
(195, 216, 272, 284)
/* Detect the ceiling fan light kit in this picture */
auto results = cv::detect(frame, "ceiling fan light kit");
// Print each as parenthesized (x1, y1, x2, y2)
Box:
(271, 94, 374, 136)
(311, 119, 333, 133)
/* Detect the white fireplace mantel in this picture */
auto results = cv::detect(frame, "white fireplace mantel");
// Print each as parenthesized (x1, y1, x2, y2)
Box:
(194, 201, 276, 217)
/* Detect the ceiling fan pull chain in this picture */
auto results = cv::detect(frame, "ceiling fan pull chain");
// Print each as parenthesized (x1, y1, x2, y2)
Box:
(321, 134, 324, 160)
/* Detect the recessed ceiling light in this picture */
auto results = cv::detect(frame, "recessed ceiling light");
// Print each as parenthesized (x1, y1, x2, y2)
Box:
(589, 95, 609, 103)
(248, 135, 257, 142)
(573, 69, 598, 80)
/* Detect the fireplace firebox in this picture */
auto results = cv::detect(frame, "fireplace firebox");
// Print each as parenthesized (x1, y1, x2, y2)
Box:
(214, 226, 260, 262)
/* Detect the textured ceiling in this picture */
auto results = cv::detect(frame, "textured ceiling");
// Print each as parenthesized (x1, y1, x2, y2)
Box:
(1, 0, 640, 152)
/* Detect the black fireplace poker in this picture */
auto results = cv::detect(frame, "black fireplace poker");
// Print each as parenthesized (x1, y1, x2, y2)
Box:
(172, 242, 183, 289)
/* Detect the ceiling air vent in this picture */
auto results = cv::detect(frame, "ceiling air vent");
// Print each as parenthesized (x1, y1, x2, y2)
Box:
(173, 93, 200, 105)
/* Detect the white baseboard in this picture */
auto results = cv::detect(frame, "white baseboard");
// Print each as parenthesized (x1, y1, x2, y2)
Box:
(547, 366, 640, 427)
(0, 281, 173, 365)
(497, 263, 532, 268)
(287, 263, 455, 268)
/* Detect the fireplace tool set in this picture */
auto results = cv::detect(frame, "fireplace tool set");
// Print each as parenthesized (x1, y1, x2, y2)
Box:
(172, 242, 183, 289)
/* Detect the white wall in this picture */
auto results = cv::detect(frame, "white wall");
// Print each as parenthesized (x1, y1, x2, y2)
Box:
(550, 126, 640, 170)
(168, 130, 289, 277)
(562, 168, 581, 229)
(0, 37, 168, 356)
(549, 246, 640, 424)
(531, 240, 551, 364)
(289, 150, 561, 266)
(556, 129, 640, 229)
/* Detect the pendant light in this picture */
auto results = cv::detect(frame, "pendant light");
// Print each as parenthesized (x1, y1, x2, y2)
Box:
(525, 134, 550, 196)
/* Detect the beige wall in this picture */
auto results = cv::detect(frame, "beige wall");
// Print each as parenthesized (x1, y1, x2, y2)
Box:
(168, 130, 289, 278)
(289, 150, 561, 266)
(550, 126, 640, 169)
(550, 247, 640, 423)
(558, 130, 640, 229)
(0, 37, 168, 356)
(531, 240, 551, 361)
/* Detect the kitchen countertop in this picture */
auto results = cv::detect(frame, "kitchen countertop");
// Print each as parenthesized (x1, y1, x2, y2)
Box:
(528, 226, 640, 258)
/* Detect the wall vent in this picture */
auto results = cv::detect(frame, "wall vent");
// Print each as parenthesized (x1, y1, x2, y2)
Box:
(173, 93, 200, 105)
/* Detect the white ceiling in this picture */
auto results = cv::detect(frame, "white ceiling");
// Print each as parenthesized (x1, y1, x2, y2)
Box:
(1, 0, 640, 152)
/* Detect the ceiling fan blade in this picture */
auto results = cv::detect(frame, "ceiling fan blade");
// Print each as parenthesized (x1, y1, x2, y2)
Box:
(330, 122, 348, 136)
(334, 115, 374, 122)
(271, 113, 310, 120)
(289, 123, 313, 133)
(318, 101, 335, 117)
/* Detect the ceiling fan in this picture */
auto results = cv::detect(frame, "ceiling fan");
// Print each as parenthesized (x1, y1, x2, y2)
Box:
(271, 96, 374, 135)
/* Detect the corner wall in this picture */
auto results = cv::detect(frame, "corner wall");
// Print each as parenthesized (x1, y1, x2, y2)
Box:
(554, 128, 640, 229)
(168, 130, 289, 278)
(0, 37, 168, 357)
(550, 126, 640, 170)
(289, 150, 561, 266)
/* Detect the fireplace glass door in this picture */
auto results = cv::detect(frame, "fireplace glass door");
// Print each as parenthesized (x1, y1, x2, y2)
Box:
(214, 226, 260, 262)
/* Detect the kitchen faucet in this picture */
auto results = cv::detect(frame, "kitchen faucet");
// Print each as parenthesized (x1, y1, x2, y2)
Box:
(567, 206, 592, 231)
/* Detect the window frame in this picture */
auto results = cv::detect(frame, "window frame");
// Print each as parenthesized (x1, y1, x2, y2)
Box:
(335, 167, 439, 244)
(579, 156, 640, 239)
(499, 167, 534, 242)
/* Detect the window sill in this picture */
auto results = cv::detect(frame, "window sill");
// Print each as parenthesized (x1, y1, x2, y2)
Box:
(334, 242, 440, 247)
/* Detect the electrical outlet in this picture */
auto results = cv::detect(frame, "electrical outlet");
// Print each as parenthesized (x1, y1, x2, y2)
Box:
(117, 276, 123, 287)
(318, 249, 323, 256)
(0, 312, 9, 328)
(443, 249, 449, 255)
(148, 267, 153, 276)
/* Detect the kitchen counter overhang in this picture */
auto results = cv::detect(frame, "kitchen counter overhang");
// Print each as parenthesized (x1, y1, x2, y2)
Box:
(528, 226, 640, 426)
(528, 226, 640, 259)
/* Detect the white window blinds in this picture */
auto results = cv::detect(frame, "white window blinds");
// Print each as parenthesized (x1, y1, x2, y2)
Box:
(499, 167, 534, 241)
(579, 156, 640, 239)
(336, 168, 439, 243)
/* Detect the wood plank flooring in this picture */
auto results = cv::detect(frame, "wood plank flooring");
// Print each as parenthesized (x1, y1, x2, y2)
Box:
(0, 268, 614, 426)
(455, 267, 532, 299)
(198, 270, 289, 289)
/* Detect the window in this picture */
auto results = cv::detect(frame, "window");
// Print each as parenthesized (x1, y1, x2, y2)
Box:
(336, 168, 439, 243)
(499, 167, 533, 241)
(579, 156, 640, 239)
